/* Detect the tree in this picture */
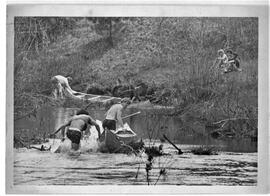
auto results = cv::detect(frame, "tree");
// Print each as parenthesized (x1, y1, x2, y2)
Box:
(87, 17, 122, 46)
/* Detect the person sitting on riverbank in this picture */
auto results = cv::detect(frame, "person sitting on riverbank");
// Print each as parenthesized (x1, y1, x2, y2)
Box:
(102, 98, 132, 131)
(50, 109, 101, 151)
(215, 49, 229, 72)
(51, 75, 76, 99)
(226, 49, 242, 72)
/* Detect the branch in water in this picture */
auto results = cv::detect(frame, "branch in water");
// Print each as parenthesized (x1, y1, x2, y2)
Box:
(212, 117, 257, 125)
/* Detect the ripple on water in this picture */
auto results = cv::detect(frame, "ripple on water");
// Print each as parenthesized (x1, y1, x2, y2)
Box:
(14, 145, 257, 186)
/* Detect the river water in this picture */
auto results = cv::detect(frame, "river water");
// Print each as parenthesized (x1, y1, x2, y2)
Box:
(14, 107, 257, 186)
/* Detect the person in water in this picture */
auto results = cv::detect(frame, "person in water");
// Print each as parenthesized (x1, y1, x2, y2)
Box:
(102, 98, 132, 131)
(50, 109, 101, 151)
(51, 75, 76, 99)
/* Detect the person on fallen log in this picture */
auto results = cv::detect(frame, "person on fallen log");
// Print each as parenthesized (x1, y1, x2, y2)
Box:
(51, 75, 76, 99)
(50, 109, 101, 151)
(102, 98, 131, 131)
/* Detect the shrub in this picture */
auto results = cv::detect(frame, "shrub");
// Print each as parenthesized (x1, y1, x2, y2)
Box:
(191, 145, 219, 155)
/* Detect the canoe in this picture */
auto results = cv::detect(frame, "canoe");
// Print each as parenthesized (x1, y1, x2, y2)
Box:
(99, 123, 137, 153)
(53, 75, 174, 110)
(62, 85, 173, 110)
(63, 87, 121, 106)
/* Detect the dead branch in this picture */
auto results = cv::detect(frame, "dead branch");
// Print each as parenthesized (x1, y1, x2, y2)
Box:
(212, 117, 257, 125)
(15, 136, 30, 148)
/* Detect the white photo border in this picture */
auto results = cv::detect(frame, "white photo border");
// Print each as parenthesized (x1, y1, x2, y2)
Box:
(6, 2, 269, 194)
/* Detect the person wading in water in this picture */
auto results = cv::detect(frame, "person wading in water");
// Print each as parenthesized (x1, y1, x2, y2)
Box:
(51, 75, 76, 99)
(50, 109, 101, 151)
(102, 98, 132, 131)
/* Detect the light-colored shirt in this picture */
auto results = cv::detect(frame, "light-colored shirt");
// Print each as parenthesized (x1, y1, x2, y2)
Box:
(52, 75, 76, 94)
(53, 75, 69, 86)
(218, 54, 229, 64)
(105, 104, 123, 122)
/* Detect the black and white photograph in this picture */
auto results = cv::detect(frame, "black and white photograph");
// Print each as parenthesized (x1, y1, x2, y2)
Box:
(6, 3, 269, 194)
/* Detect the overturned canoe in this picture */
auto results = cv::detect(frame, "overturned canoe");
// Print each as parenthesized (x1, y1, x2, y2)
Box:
(61, 84, 174, 110)
(52, 75, 121, 105)
(64, 90, 122, 106)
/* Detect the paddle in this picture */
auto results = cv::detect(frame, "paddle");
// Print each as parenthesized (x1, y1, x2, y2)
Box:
(49, 126, 67, 151)
(49, 128, 62, 139)
(48, 131, 65, 153)
(163, 134, 183, 155)
(122, 111, 141, 120)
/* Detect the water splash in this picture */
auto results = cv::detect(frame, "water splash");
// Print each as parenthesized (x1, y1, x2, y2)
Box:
(48, 135, 100, 154)
(48, 120, 104, 154)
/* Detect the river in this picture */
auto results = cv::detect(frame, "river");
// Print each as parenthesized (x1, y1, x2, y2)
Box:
(13, 106, 257, 186)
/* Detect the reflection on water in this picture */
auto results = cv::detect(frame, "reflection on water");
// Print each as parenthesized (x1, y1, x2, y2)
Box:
(14, 106, 257, 186)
